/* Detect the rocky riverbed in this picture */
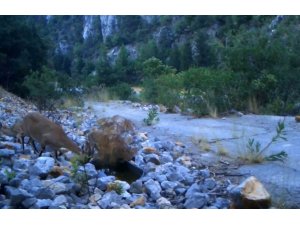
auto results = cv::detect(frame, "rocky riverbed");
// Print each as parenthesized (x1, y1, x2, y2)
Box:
(0, 94, 235, 209)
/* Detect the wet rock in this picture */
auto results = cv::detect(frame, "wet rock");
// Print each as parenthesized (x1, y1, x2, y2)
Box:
(144, 162, 157, 173)
(166, 165, 194, 185)
(79, 163, 97, 178)
(30, 157, 55, 178)
(99, 191, 123, 209)
(42, 180, 68, 195)
(22, 197, 37, 208)
(20, 178, 43, 194)
(161, 181, 178, 190)
(9, 177, 22, 187)
(160, 141, 175, 151)
(120, 204, 130, 209)
(130, 195, 146, 208)
(160, 152, 173, 164)
(144, 179, 161, 201)
(175, 187, 187, 195)
(0, 149, 15, 157)
(89, 193, 102, 204)
(97, 175, 116, 191)
(154, 174, 168, 183)
(129, 180, 144, 194)
(185, 183, 203, 199)
(157, 197, 172, 209)
(5, 186, 33, 207)
(229, 176, 271, 209)
(50, 195, 68, 208)
(35, 188, 55, 200)
(213, 197, 230, 209)
(13, 158, 31, 171)
(134, 155, 144, 167)
(52, 175, 71, 184)
(204, 178, 217, 191)
(35, 199, 53, 209)
(199, 168, 210, 178)
(144, 153, 160, 165)
(184, 193, 208, 209)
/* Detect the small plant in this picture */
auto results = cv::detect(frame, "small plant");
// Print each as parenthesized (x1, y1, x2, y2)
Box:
(107, 181, 124, 195)
(143, 108, 160, 126)
(191, 136, 211, 152)
(216, 141, 229, 156)
(4, 169, 16, 181)
(70, 155, 92, 194)
(241, 120, 288, 163)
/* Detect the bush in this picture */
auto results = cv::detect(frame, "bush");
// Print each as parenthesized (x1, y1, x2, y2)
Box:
(23, 67, 60, 110)
(141, 58, 178, 106)
(179, 68, 235, 116)
(239, 120, 288, 163)
(143, 108, 160, 126)
(109, 83, 133, 100)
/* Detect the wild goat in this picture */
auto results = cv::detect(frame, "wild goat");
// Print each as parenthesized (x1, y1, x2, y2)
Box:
(85, 129, 137, 168)
(1, 112, 81, 158)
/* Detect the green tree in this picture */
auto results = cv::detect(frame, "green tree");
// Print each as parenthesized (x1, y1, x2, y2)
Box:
(23, 67, 60, 109)
(114, 45, 136, 83)
(179, 41, 193, 71)
(0, 16, 47, 96)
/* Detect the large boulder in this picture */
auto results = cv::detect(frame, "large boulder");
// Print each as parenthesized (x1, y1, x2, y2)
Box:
(229, 176, 271, 209)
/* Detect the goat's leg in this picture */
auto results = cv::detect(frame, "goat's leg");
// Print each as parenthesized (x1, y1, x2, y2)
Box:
(20, 135, 25, 153)
(38, 144, 46, 157)
(30, 138, 38, 154)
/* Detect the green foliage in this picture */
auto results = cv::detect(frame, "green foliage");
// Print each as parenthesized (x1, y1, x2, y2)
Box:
(23, 67, 60, 110)
(142, 57, 176, 79)
(4, 15, 300, 116)
(179, 41, 193, 71)
(109, 83, 133, 100)
(70, 155, 91, 194)
(107, 182, 124, 195)
(4, 169, 16, 182)
(141, 58, 178, 105)
(180, 68, 234, 116)
(143, 108, 160, 126)
(241, 120, 288, 163)
(0, 16, 47, 97)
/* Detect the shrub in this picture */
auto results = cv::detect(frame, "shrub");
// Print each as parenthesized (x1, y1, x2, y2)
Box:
(23, 67, 60, 110)
(109, 83, 133, 100)
(143, 108, 160, 126)
(180, 68, 234, 116)
(239, 120, 288, 163)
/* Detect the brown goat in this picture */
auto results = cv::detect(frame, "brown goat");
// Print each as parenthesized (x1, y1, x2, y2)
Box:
(20, 112, 81, 157)
(86, 129, 137, 168)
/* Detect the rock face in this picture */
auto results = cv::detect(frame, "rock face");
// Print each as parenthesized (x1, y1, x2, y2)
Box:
(229, 176, 271, 209)
(87, 115, 138, 168)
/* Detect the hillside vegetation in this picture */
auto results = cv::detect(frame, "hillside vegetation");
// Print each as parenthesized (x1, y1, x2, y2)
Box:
(1, 15, 300, 115)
